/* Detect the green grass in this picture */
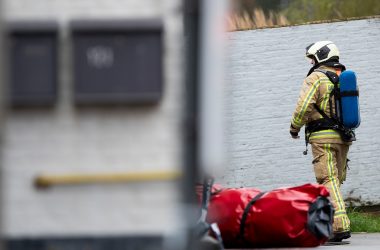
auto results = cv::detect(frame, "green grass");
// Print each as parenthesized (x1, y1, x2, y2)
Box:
(347, 210, 380, 232)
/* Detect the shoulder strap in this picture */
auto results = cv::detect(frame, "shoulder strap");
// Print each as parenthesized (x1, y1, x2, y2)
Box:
(314, 69, 340, 121)
(314, 69, 339, 84)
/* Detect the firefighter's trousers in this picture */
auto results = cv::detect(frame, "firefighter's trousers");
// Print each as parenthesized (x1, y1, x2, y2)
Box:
(311, 142, 350, 233)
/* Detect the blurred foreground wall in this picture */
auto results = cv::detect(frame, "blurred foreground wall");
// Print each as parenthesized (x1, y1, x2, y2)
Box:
(1, 1, 184, 249)
(225, 18, 380, 206)
(0, 0, 3, 122)
(0, 2, 4, 249)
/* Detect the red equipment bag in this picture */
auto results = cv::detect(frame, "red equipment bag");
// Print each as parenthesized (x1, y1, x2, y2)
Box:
(197, 183, 333, 248)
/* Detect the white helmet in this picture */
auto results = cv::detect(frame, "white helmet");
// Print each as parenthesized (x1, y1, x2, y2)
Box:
(306, 41, 340, 63)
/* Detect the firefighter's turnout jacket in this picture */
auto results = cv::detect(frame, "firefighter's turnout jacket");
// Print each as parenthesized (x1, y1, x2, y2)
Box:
(291, 65, 351, 145)
(290, 65, 351, 233)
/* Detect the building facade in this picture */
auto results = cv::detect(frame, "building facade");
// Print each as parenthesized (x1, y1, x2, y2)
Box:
(1, 1, 184, 249)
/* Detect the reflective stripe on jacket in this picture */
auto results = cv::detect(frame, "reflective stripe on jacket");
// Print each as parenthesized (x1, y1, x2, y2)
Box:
(291, 65, 348, 144)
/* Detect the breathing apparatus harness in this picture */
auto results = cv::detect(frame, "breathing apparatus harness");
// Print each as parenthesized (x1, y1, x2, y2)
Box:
(303, 61, 356, 155)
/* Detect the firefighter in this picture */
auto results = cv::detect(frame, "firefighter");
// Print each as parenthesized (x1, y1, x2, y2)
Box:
(290, 41, 351, 242)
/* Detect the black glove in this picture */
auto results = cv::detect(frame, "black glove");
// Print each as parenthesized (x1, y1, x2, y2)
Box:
(290, 130, 299, 139)
(290, 124, 300, 139)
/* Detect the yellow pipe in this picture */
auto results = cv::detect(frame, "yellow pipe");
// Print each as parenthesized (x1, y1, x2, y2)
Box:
(35, 171, 182, 188)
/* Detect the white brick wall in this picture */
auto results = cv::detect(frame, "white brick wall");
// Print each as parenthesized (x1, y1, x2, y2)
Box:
(224, 18, 380, 206)
(1, 0, 184, 238)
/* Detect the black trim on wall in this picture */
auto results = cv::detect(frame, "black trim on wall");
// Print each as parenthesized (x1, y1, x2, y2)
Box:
(5, 235, 163, 250)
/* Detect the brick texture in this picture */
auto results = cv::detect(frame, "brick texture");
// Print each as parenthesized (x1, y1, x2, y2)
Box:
(224, 18, 380, 206)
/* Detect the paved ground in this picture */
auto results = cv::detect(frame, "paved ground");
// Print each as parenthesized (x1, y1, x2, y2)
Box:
(230, 233, 380, 250)
(319, 233, 380, 250)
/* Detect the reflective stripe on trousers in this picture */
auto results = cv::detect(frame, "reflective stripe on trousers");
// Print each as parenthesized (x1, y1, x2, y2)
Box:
(311, 142, 350, 232)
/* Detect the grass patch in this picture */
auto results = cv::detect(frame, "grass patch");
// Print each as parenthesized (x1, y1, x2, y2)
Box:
(347, 209, 380, 232)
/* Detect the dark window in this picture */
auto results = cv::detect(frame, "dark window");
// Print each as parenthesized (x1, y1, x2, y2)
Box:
(71, 20, 163, 105)
(7, 21, 58, 106)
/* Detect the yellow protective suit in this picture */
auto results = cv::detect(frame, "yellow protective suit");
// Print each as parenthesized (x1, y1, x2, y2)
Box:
(290, 65, 351, 233)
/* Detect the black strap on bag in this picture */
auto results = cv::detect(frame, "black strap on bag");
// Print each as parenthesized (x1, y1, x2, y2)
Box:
(339, 90, 359, 98)
(238, 192, 266, 242)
